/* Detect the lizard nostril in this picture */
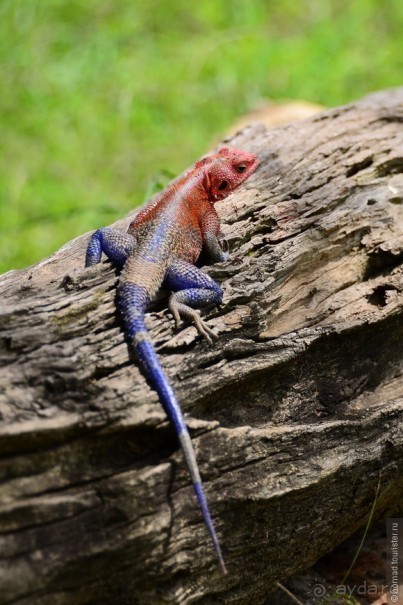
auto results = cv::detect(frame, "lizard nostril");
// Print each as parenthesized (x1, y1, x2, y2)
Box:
(218, 180, 228, 190)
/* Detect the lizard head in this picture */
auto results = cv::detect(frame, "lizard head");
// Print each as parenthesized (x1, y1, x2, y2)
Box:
(199, 147, 259, 202)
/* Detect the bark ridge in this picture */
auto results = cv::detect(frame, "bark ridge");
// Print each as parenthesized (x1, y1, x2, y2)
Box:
(0, 89, 402, 605)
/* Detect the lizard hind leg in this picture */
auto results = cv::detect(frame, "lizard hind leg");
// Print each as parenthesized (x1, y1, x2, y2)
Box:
(164, 260, 223, 345)
(85, 227, 136, 268)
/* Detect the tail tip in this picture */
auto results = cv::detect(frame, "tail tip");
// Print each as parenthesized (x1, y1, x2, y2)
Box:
(219, 556, 228, 575)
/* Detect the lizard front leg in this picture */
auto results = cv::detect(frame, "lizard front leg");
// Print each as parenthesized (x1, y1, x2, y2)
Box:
(164, 260, 223, 344)
(201, 209, 229, 263)
(85, 227, 137, 268)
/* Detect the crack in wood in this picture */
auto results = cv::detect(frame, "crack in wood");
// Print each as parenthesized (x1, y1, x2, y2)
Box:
(0, 90, 403, 605)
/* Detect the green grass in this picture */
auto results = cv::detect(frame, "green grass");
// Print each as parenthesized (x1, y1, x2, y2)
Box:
(1, 0, 402, 273)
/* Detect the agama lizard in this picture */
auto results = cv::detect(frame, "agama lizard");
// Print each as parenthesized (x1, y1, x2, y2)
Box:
(85, 147, 259, 573)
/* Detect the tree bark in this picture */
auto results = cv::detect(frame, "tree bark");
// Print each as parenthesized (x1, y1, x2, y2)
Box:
(0, 89, 402, 605)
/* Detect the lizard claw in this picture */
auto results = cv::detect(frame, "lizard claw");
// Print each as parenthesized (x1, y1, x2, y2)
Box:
(169, 302, 218, 344)
(193, 313, 218, 345)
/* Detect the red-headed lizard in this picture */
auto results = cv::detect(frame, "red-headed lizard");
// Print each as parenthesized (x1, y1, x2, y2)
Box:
(85, 147, 259, 573)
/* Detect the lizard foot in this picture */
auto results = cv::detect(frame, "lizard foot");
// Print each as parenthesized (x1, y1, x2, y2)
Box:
(169, 301, 218, 345)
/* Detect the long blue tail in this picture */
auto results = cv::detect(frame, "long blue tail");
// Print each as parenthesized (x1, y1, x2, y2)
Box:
(119, 282, 227, 573)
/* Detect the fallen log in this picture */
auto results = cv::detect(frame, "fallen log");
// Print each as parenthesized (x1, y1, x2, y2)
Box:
(0, 88, 402, 605)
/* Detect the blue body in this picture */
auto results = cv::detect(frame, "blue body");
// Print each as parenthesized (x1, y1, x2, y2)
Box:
(86, 225, 226, 573)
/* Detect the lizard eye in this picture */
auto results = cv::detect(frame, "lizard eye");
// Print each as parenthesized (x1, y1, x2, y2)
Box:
(236, 164, 247, 173)
(218, 180, 228, 190)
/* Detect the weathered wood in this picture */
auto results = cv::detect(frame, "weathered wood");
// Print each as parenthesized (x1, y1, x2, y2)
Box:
(0, 89, 402, 605)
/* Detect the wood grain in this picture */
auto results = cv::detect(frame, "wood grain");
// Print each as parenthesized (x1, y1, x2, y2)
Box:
(0, 88, 402, 605)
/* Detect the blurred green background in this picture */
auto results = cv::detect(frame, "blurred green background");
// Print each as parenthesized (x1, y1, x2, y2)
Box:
(1, 0, 402, 273)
